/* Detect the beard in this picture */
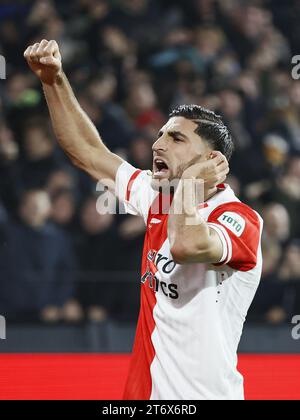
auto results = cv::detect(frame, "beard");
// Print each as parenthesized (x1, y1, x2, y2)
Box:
(150, 175, 180, 194)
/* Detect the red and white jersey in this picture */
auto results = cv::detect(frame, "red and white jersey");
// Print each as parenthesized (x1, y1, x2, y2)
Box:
(115, 161, 263, 400)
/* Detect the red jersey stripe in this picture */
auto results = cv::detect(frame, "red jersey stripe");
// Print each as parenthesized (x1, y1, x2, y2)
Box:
(126, 170, 142, 202)
(123, 194, 170, 400)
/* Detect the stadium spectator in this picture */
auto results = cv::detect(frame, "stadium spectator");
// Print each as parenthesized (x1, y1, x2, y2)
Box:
(0, 189, 79, 322)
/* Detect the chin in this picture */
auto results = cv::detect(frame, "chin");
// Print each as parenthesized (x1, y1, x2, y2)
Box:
(152, 172, 169, 180)
(151, 172, 168, 190)
(151, 172, 179, 193)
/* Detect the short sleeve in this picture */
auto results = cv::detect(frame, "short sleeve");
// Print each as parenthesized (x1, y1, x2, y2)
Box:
(207, 202, 263, 272)
(115, 161, 156, 223)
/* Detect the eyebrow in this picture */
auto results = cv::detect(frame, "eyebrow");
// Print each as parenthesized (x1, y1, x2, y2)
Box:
(157, 130, 188, 140)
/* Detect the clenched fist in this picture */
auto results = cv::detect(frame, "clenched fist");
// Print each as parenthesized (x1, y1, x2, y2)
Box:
(24, 39, 62, 85)
(181, 151, 229, 198)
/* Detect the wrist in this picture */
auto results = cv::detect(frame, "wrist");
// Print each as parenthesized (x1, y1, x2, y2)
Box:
(181, 168, 196, 181)
(41, 69, 64, 87)
(54, 70, 64, 85)
(174, 178, 198, 214)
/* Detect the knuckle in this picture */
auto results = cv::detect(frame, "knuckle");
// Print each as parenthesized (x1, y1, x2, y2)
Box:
(30, 44, 39, 56)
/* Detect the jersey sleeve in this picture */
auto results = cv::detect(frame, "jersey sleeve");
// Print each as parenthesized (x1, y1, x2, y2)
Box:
(115, 161, 155, 223)
(207, 202, 263, 271)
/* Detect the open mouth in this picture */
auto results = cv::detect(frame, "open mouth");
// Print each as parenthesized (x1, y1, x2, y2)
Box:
(153, 158, 169, 177)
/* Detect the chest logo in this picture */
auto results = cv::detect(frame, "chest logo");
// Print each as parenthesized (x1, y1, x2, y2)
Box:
(141, 250, 178, 299)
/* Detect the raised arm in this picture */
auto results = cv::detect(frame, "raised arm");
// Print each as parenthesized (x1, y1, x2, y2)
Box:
(24, 39, 123, 182)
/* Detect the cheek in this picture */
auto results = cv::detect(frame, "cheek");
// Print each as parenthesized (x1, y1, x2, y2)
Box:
(173, 149, 194, 168)
(170, 157, 187, 177)
(170, 154, 183, 172)
(169, 143, 201, 174)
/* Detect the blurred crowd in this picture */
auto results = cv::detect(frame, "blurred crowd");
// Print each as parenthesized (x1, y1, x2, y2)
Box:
(0, 0, 300, 325)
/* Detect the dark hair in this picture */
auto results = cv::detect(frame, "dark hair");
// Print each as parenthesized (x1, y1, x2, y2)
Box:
(169, 104, 234, 161)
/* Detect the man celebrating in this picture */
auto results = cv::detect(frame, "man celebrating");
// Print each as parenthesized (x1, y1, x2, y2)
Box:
(24, 40, 263, 400)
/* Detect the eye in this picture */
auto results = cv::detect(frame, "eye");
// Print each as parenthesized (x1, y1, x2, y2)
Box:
(173, 137, 183, 143)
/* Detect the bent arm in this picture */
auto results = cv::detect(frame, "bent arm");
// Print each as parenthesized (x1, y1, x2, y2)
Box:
(43, 72, 123, 181)
(168, 178, 223, 264)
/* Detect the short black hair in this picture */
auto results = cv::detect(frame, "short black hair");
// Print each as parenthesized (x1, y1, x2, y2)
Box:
(169, 104, 234, 161)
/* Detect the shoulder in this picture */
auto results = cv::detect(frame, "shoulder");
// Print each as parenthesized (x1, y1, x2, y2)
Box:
(208, 201, 263, 236)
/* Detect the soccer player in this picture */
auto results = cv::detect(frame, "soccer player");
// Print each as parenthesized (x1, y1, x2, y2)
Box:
(24, 40, 263, 400)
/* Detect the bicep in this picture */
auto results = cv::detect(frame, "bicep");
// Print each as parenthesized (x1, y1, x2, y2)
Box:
(70, 144, 124, 183)
(92, 149, 124, 182)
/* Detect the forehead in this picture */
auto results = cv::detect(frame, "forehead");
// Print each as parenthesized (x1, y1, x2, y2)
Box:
(161, 116, 198, 135)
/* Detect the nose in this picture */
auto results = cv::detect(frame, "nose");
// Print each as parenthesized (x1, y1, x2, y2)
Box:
(152, 135, 168, 153)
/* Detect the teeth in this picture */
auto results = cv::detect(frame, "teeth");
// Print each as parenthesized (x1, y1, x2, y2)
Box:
(154, 157, 168, 173)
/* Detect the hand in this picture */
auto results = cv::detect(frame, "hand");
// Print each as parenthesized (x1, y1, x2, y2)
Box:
(24, 39, 62, 85)
(181, 151, 229, 198)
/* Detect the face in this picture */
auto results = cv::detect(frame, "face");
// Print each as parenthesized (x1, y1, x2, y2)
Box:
(151, 116, 211, 185)
(51, 193, 75, 225)
(81, 198, 114, 235)
(19, 191, 51, 228)
(24, 127, 53, 161)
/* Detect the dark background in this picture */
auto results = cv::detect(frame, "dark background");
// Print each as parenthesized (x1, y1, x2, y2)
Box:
(0, 1, 300, 350)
